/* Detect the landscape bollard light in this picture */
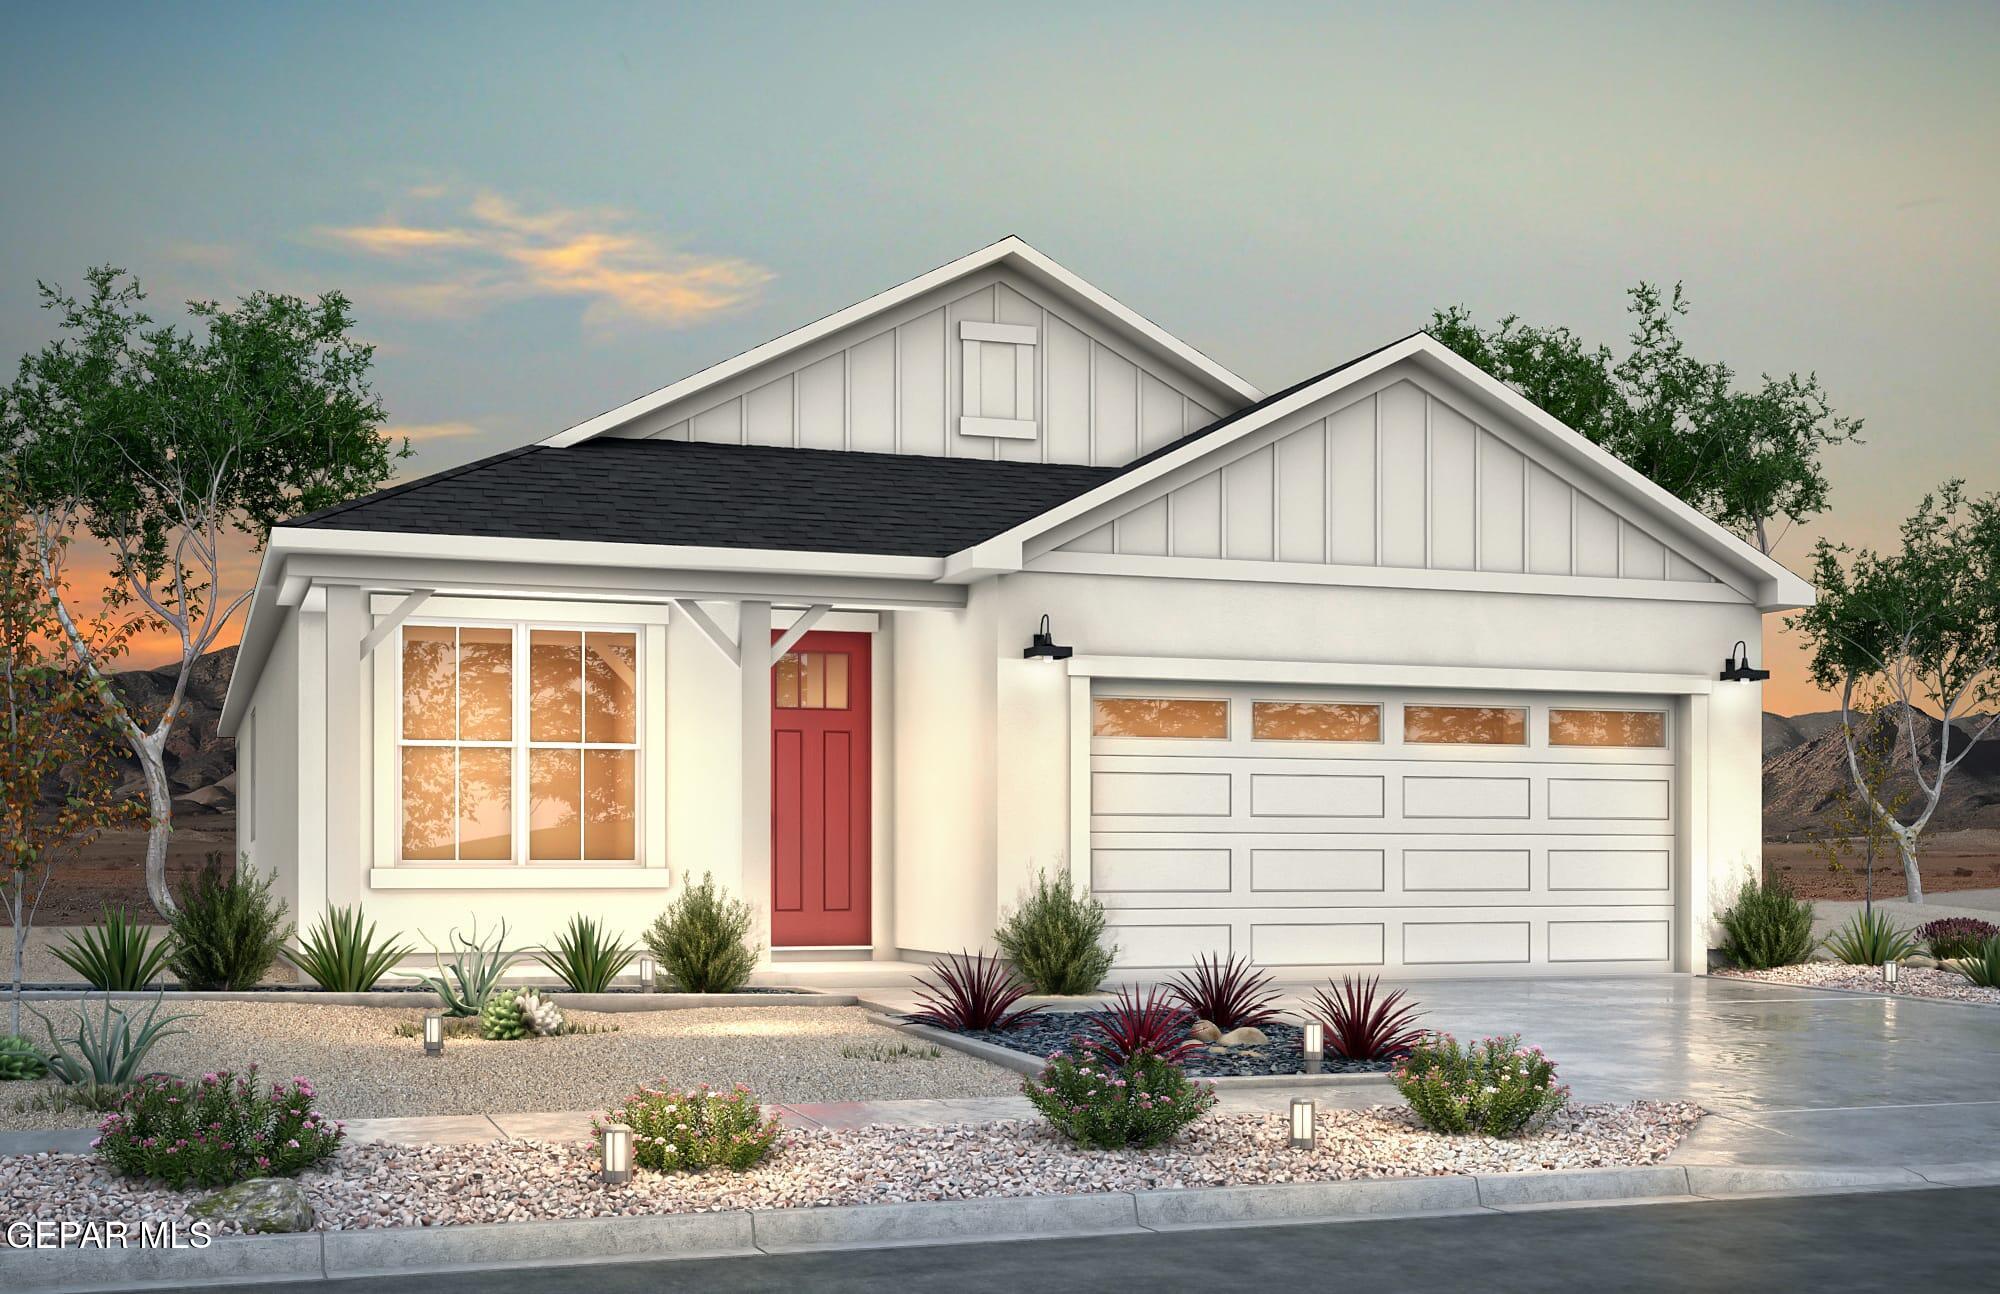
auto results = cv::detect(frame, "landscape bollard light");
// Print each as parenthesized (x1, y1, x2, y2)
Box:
(637, 957, 655, 992)
(1290, 1097, 1317, 1151)
(1302, 1021, 1325, 1075)
(600, 1123, 635, 1185)
(423, 1013, 444, 1057)
(1882, 960, 1901, 986)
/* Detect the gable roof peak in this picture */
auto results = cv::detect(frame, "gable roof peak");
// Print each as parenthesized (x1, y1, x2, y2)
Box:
(542, 236, 1261, 448)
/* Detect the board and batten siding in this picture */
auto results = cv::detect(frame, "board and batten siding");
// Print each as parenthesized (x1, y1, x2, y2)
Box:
(607, 269, 1225, 467)
(1056, 379, 1720, 586)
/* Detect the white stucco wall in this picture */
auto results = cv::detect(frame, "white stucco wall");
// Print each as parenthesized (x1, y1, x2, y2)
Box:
(239, 612, 301, 918)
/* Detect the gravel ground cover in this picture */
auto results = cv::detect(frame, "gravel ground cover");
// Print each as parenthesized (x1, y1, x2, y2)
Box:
(954, 1015, 1390, 1078)
(0, 1101, 1702, 1233)
(0, 1002, 1018, 1130)
(1713, 963, 2000, 1005)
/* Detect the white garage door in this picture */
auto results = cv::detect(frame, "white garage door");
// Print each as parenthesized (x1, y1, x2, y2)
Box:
(1088, 683, 1677, 977)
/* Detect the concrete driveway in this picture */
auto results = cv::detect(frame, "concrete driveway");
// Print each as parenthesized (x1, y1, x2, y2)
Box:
(859, 970, 2000, 1171)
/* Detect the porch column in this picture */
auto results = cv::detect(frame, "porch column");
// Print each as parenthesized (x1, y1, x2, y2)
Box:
(737, 600, 774, 955)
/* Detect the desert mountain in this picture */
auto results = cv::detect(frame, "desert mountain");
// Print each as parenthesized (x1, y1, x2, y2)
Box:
(1763, 703, 2000, 839)
(39, 647, 241, 817)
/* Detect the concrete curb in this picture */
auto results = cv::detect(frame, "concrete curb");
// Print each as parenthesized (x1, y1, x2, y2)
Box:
(876, 1015, 1397, 1089)
(7, 1158, 1995, 1292)
(16, 988, 847, 1012)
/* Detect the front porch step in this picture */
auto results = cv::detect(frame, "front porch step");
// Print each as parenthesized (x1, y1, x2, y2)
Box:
(750, 959, 934, 989)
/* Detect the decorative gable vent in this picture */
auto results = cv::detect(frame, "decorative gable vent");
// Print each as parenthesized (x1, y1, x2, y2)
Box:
(960, 320, 1037, 440)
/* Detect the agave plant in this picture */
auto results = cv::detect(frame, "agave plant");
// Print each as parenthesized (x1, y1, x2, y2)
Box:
(1953, 935, 2000, 989)
(1310, 975, 1424, 1060)
(409, 917, 526, 1016)
(1823, 910, 1917, 966)
(908, 951, 1042, 1032)
(50, 908, 174, 991)
(31, 993, 191, 1086)
(288, 905, 414, 992)
(537, 914, 636, 994)
(1087, 986, 1199, 1067)
(1164, 953, 1281, 1031)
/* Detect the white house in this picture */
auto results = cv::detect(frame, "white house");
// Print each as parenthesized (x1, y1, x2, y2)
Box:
(218, 237, 1809, 979)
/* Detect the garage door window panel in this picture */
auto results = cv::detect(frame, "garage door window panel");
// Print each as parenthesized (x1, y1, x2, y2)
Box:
(1093, 697, 1229, 739)
(1252, 701, 1382, 743)
(1549, 708, 1667, 748)
(1403, 704, 1527, 746)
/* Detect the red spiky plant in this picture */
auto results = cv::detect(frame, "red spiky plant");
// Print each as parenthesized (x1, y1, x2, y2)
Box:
(1165, 953, 1282, 1031)
(1310, 975, 1424, 1060)
(909, 951, 1042, 1032)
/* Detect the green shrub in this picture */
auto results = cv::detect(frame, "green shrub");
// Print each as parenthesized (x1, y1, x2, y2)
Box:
(536, 915, 635, 993)
(597, 1082, 779, 1173)
(1024, 1050, 1216, 1149)
(94, 1069, 343, 1189)
(0, 1034, 48, 1081)
(994, 870, 1116, 995)
(288, 905, 412, 992)
(643, 874, 757, 993)
(50, 907, 174, 991)
(1394, 1033, 1569, 1137)
(1954, 935, 2000, 989)
(32, 993, 190, 1086)
(1823, 909, 1917, 966)
(166, 857, 292, 991)
(1717, 877, 1816, 969)
(479, 987, 565, 1039)
(412, 917, 527, 1016)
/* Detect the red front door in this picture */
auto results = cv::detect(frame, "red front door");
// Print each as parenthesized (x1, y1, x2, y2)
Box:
(771, 630, 871, 947)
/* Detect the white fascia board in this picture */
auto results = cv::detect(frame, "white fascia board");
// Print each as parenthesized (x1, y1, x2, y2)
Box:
(218, 546, 285, 738)
(541, 236, 1262, 448)
(953, 333, 1817, 612)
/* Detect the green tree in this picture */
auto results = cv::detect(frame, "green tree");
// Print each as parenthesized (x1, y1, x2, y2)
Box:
(1808, 683, 1911, 918)
(2, 267, 406, 917)
(1429, 283, 1861, 554)
(1, 477, 143, 1033)
(1790, 483, 2000, 903)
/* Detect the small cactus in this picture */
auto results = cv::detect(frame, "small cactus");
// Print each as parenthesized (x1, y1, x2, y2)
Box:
(479, 989, 529, 1040)
(517, 989, 564, 1037)
(0, 1034, 48, 1081)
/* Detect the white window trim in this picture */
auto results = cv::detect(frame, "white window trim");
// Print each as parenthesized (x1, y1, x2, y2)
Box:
(371, 600, 667, 878)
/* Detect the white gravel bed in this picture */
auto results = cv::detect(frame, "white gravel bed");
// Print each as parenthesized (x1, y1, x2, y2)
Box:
(0, 1002, 1017, 1129)
(0, 1101, 1702, 1232)
(1714, 963, 2000, 1005)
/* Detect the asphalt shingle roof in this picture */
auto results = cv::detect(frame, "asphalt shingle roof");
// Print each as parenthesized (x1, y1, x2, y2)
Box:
(292, 438, 1120, 558)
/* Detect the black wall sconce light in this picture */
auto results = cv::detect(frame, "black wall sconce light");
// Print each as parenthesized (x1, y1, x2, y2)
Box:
(1023, 614, 1073, 661)
(1719, 640, 1770, 683)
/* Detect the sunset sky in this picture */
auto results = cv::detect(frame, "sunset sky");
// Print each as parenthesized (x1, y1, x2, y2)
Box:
(3, 2, 1995, 715)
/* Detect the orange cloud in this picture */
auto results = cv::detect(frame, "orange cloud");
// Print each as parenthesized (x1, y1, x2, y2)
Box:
(321, 188, 773, 327)
(386, 420, 483, 444)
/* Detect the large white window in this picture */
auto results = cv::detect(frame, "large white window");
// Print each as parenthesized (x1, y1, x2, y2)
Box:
(397, 622, 640, 865)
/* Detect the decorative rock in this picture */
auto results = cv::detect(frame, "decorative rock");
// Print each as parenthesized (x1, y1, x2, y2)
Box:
(1217, 1026, 1269, 1047)
(1904, 954, 1938, 969)
(1189, 1019, 1222, 1043)
(189, 1177, 316, 1233)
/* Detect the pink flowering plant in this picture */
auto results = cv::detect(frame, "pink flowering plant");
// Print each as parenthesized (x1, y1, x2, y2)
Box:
(1024, 1048, 1217, 1150)
(93, 1067, 344, 1189)
(596, 1081, 779, 1174)
(1393, 1033, 1568, 1137)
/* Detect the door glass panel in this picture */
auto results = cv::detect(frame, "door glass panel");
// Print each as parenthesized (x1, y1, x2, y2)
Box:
(1252, 701, 1382, 742)
(1550, 708, 1667, 748)
(456, 748, 513, 860)
(401, 626, 456, 740)
(776, 652, 850, 710)
(801, 652, 825, 708)
(457, 627, 514, 741)
(825, 653, 849, 709)
(400, 747, 455, 860)
(528, 749, 581, 860)
(775, 653, 800, 708)
(1092, 697, 1229, 739)
(583, 749, 636, 860)
(1403, 704, 1527, 745)
(529, 630, 582, 742)
(584, 632, 638, 744)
